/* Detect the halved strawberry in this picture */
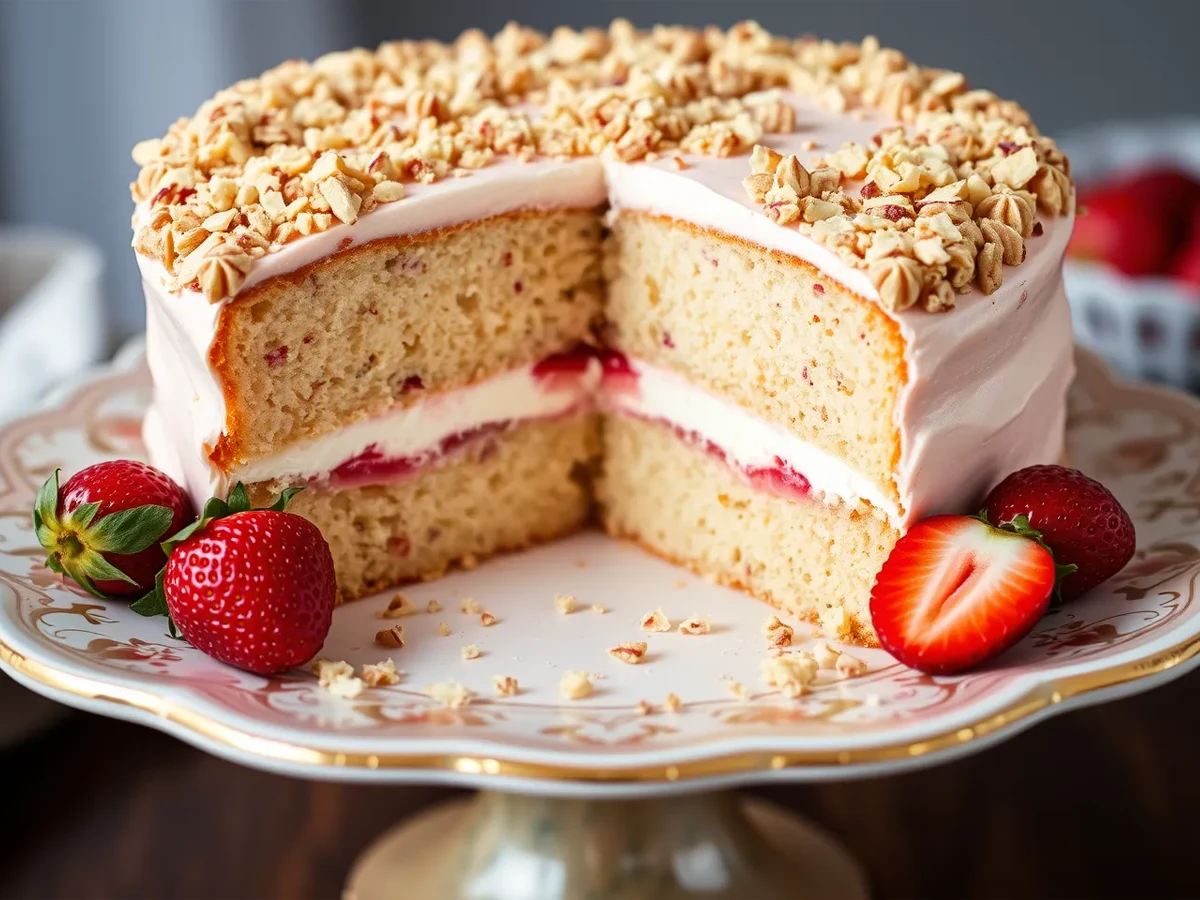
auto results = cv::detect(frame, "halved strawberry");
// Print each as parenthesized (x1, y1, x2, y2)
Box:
(870, 515, 1057, 674)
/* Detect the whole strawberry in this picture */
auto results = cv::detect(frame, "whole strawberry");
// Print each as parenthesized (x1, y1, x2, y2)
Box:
(133, 484, 335, 674)
(34, 461, 191, 598)
(983, 464, 1136, 601)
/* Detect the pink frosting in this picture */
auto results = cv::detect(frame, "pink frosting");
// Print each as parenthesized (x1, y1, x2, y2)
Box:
(138, 90, 1074, 527)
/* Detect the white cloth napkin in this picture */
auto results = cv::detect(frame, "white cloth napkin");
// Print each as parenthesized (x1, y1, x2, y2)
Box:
(0, 227, 107, 422)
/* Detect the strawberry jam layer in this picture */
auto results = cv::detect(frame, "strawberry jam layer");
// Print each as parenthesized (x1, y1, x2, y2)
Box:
(227, 345, 898, 521)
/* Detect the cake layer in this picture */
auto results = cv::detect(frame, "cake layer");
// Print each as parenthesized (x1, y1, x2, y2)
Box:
(246, 416, 599, 600)
(143, 208, 604, 480)
(599, 414, 896, 645)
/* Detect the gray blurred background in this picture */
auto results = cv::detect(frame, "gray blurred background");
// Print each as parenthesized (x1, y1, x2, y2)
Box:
(1, 0, 1197, 344)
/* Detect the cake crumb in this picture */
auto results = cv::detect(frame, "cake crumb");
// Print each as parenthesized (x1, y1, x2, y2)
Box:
(374, 625, 405, 649)
(607, 641, 649, 664)
(380, 592, 417, 618)
(725, 679, 748, 700)
(427, 681, 473, 708)
(812, 642, 841, 669)
(438, 621, 450, 637)
(678, 616, 711, 635)
(801, 138, 819, 151)
(761, 653, 819, 698)
(559, 670, 593, 700)
(426, 600, 442, 614)
(591, 603, 607, 614)
(663, 693, 682, 713)
(635, 699, 654, 716)
(554, 593, 577, 614)
(493, 675, 519, 697)
(460, 553, 479, 571)
(312, 659, 364, 699)
(480, 611, 497, 627)
(836, 652, 868, 679)
(461, 644, 481, 660)
(640, 608, 671, 632)
(672, 155, 687, 171)
(420, 567, 447, 583)
(361, 658, 402, 687)
(459, 596, 481, 614)
(763, 615, 794, 648)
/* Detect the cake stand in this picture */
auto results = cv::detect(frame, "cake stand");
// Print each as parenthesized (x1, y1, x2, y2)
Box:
(3, 344, 1200, 899)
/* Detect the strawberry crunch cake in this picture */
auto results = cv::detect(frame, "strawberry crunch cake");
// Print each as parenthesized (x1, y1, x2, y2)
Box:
(131, 21, 1075, 646)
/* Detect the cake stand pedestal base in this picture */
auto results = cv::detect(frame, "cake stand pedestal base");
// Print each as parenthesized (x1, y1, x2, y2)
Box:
(343, 790, 869, 900)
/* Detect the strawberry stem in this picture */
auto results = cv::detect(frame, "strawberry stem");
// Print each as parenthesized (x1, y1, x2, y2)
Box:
(974, 509, 1078, 603)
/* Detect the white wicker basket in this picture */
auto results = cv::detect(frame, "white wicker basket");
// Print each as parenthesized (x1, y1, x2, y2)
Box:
(1060, 119, 1200, 391)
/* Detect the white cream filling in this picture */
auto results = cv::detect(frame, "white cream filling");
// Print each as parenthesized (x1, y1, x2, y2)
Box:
(609, 360, 902, 524)
(214, 357, 901, 523)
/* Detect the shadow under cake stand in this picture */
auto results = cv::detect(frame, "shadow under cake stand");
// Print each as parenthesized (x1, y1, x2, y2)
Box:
(3, 344, 1200, 899)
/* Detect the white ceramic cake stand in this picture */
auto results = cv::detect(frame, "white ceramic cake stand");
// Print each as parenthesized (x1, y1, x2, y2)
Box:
(4, 344, 1200, 899)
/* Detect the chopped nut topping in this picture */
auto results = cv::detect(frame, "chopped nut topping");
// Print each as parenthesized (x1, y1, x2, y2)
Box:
(461, 644, 481, 660)
(374, 626, 405, 649)
(812, 642, 841, 669)
(761, 653, 818, 698)
(763, 615, 794, 648)
(635, 699, 654, 716)
(677, 616, 711, 635)
(559, 670, 594, 700)
(131, 23, 1071, 306)
(438, 621, 451, 637)
(460, 597, 482, 614)
(554, 593, 576, 615)
(493, 675, 519, 697)
(640, 608, 671, 632)
(426, 600, 442, 614)
(427, 680, 473, 708)
(361, 658, 402, 687)
(312, 659, 364, 699)
(480, 611, 497, 627)
(381, 592, 418, 618)
(663, 692, 683, 713)
(608, 641, 649, 664)
(835, 652, 868, 679)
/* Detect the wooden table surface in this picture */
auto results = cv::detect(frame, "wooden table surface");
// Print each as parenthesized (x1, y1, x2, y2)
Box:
(4, 668, 1199, 900)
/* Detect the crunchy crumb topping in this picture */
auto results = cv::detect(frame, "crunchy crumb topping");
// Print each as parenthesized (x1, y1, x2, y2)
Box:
(559, 670, 594, 700)
(460, 596, 482, 614)
(607, 641, 649, 664)
(361, 658, 403, 687)
(461, 643, 481, 660)
(131, 21, 1070, 307)
(762, 615, 794, 648)
(640, 608, 671, 632)
(380, 592, 417, 618)
(761, 652, 818, 698)
(677, 616, 711, 635)
(312, 659, 364, 699)
(663, 692, 683, 713)
(427, 680, 474, 708)
(554, 593, 576, 614)
(493, 674, 519, 696)
(374, 625, 405, 649)
(480, 610, 497, 627)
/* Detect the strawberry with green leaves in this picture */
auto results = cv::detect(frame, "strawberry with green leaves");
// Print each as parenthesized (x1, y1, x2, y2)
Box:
(132, 483, 336, 675)
(34, 461, 191, 598)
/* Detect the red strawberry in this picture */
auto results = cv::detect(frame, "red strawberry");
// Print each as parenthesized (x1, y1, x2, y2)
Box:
(1068, 188, 1173, 276)
(1169, 234, 1200, 291)
(1120, 167, 1200, 226)
(34, 461, 192, 598)
(982, 464, 1136, 602)
(133, 484, 335, 674)
(870, 516, 1056, 674)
